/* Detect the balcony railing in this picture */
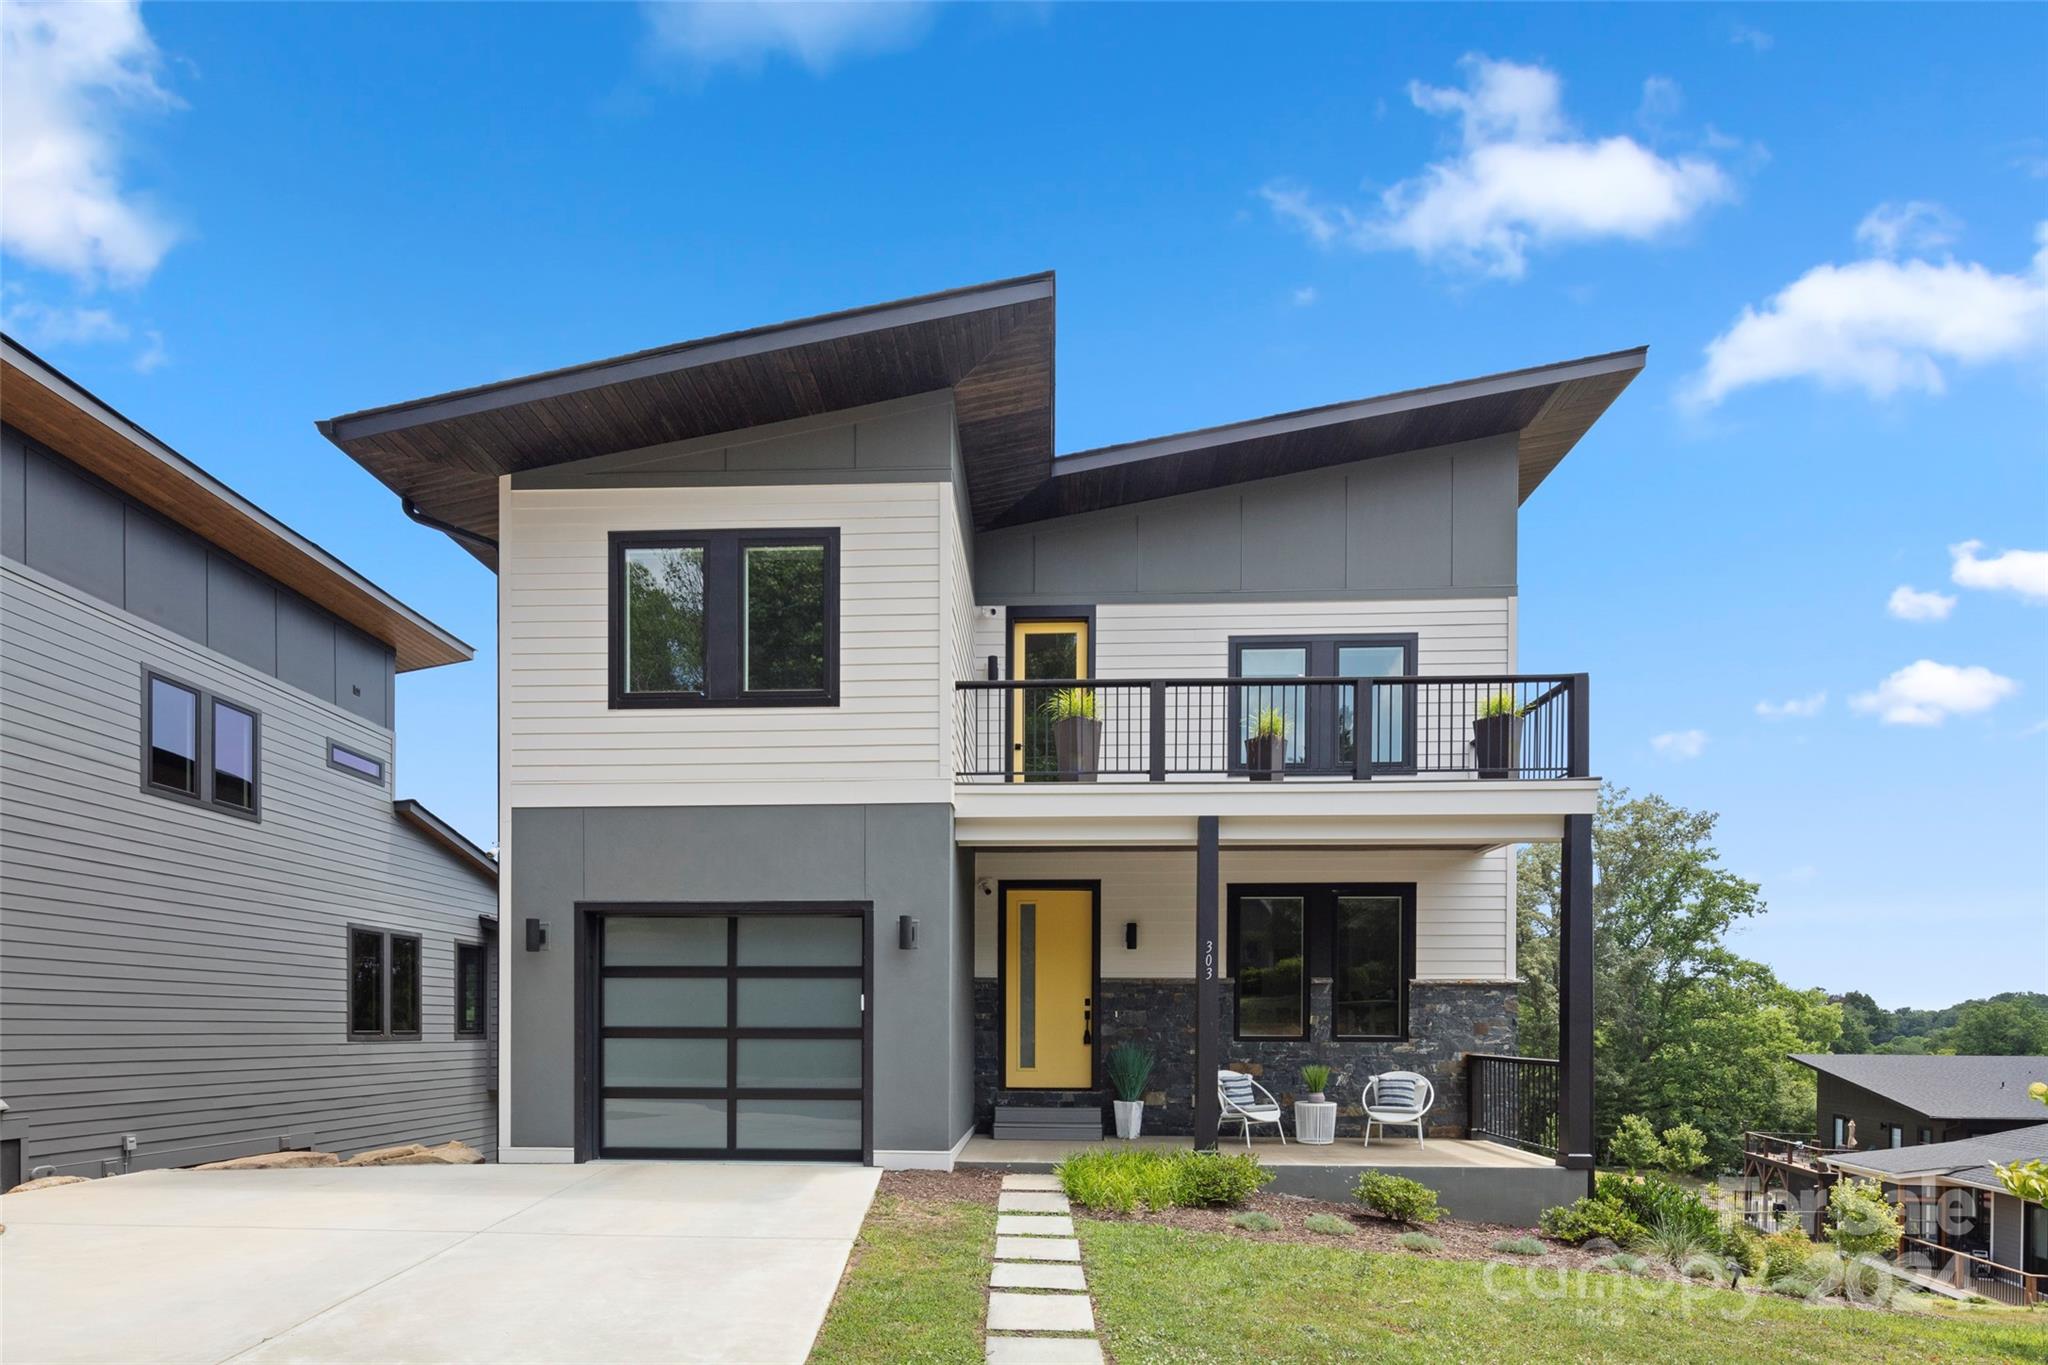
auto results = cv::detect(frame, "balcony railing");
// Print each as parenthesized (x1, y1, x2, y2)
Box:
(1899, 1234, 2045, 1307)
(954, 674, 1588, 783)
(1466, 1054, 1560, 1156)
(1742, 1131, 1849, 1172)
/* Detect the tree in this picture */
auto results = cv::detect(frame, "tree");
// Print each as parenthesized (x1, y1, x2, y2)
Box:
(1831, 991, 1881, 1053)
(1518, 785, 1841, 1170)
(1943, 997, 2048, 1055)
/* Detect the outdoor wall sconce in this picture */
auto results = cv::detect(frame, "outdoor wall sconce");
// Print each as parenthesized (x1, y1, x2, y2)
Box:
(1125, 922, 1138, 950)
(524, 918, 549, 952)
(899, 915, 919, 950)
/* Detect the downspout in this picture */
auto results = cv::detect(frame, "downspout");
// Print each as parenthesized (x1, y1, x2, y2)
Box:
(403, 499, 499, 555)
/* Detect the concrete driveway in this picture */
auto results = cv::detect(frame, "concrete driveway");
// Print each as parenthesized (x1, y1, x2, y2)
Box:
(1, 1160, 880, 1364)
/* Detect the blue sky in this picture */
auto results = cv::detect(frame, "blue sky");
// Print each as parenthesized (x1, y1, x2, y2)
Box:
(5, 2, 2043, 1008)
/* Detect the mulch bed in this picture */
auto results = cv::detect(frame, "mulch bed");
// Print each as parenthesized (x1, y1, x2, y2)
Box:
(876, 1167, 1005, 1205)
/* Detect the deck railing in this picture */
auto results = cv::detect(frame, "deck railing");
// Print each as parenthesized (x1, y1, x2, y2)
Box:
(1465, 1054, 1560, 1156)
(1898, 1234, 2045, 1307)
(955, 674, 1588, 783)
(1742, 1131, 1849, 1171)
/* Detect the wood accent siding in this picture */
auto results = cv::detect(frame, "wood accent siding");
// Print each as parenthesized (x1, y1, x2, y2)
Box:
(972, 848, 1515, 983)
(502, 481, 950, 806)
(0, 563, 497, 1177)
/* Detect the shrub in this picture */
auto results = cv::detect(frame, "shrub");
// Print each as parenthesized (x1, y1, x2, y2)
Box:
(1596, 1251, 1650, 1274)
(1105, 1044, 1155, 1104)
(1720, 1220, 1765, 1277)
(1659, 1123, 1710, 1176)
(1595, 1173, 1719, 1245)
(1353, 1171, 1442, 1225)
(1641, 1212, 1718, 1270)
(1608, 1114, 1665, 1172)
(1762, 1227, 1817, 1284)
(1395, 1231, 1443, 1253)
(1230, 1211, 1280, 1232)
(1491, 1236, 1545, 1256)
(1172, 1152, 1273, 1207)
(1304, 1213, 1353, 1237)
(1539, 1196, 1647, 1246)
(1827, 1179, 1903, 1260)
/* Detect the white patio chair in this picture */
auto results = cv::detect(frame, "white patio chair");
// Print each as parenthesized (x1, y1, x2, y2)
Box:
(1217, 1069, 1287, 1149)
(1361, 1070, 1435, 1148)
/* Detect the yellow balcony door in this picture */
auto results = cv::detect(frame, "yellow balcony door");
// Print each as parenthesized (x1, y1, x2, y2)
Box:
(1010, 618, 1088, 780)
(1003, 886, 1096, 1089)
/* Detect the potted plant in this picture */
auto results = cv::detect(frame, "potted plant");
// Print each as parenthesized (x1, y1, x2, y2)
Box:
(1300, 1064, 1332, 1104)
(1107, 1043, 1155, 1139)
(1472, 691, 1523, 779)
(1042, 687, 1100, 781)
(1244, 706, 1289, 781)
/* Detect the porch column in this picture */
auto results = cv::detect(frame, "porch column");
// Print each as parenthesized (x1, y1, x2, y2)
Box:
(1557, 812, 1595, 1172)
(1193, 815, 1220, 1150)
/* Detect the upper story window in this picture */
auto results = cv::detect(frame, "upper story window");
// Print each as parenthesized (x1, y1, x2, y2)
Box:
(608, 529, 838, 708)
(143, 671, 260, 819)
(1228, 634, 1417, 774)
(328, 741, 386, 784)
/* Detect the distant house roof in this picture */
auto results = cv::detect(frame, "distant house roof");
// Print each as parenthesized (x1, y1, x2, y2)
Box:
(1823, 1122, 2048, 1194)
(3, 334, 472, 673)
(394, 799, 497, 885)
(317, 273, 1642, 567)
(1793, 1053, 2048, 1122)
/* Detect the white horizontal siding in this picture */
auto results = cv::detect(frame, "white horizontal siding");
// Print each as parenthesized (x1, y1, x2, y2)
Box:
(0, 562, 498, 1175)
(972, 847, 1514, 982)
(502, 482, 951, 805)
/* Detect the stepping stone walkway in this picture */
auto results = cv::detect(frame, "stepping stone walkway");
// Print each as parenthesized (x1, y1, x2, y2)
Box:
(985, 1175, 1104, 1364)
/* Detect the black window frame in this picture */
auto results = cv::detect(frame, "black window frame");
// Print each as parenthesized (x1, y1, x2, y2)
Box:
(1226, 882, 1416, 1043)
(328, 740, 387, 785)
(608, 528, 839, 709)
(454, 941, 488, 1039)
(140, 667, 262, 821)
(1225, 634, 1418, 775)
(348, 925, 423, 1042)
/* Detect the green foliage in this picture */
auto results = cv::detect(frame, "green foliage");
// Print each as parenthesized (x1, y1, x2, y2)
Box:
(1304, 1213, 1353, 1237)
(1640, 1213, 1718, 1269)
(1594, 1173, 1721, 1246)
(1762, 1227, 1817, 1285)
(1538, 1196, 1647, 1246)
(1658, 1123, 1709, 1175)
(1517, 787, 1844, 1169)
(1836, 989, 2048, 1056)
(623, 548, 707, 692)
(1248, 706, 1289, 739)
(1299, 1063, 1332, 1095)
(1230, 1211, 1281, 1232)
(1719, 1220, 1765, 1277)
(1826, 1179, 1902, 1260)
(1608, 1115, 1665, 1172)
(1039, 687, 1097, 722)
(1353, 1171, 1442, 1225)
(1995, 1080, 2048, 1201)
(1490, 1236, 1545, 1256)
(1056, 1148, 1274, 1213)
(1596, 1251, 1651, 1274)
(1476, 691, 1522, 719)
(1395, 1231, 1444, 1253)
(1104, 1044, 1155, 1103)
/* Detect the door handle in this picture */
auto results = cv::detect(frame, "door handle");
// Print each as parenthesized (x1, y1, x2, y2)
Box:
(1083, 998, 1093, 1046)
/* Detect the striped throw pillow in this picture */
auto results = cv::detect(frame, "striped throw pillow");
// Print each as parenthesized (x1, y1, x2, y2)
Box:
(1374, 1077, 1419, 1109)
(1220, 1072, 1258, 1108)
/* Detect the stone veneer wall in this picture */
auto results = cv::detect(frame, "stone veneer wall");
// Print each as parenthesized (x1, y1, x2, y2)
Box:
(973, 978, 1517, 1138)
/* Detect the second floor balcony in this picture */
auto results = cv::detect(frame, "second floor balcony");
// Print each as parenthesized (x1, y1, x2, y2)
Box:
(954, 673, 1589, 785)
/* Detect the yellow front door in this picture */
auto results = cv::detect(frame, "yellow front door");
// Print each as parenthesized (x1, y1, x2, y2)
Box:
(1010, 619, 1088, 780)
(1003, 887, 1095, 1088)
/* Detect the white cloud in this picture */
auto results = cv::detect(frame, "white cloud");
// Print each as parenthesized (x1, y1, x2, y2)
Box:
(1950, 540, 2048, 603)
(1856, 201, 1960, 258)
(1730, 24, 1774, 52)
(1, 296, 128, 346)
(1, 1, 178, 286)
(1687, 214, 2048, 406)
(1651, 729, 1709, 759)
(1886, 585, 1957, 622)
(1636, 75, 1682, 130)
(1290, 286, 1318, 307)
(1755, 692, 1826, 719)
(1850, 660, 2019, 726)
(643, 1, 933, 74)
(1262, 55, 1733, 279)
(132, 327, 166, 373)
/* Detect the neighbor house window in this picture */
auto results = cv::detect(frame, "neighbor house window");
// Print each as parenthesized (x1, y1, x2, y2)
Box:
(454, 942, 486, 1038)
(144, 671, 261, 817)
(1831, 1115, 1849, 1147)
(609, 529, 838, 707)
(328, 742, 385, 783)
(1227, 635, 1416, 772)
(349, 927, 421, 1040)
(1229, 884, 1415, 1041)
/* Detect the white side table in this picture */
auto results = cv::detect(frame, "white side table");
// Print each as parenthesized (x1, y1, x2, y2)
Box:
(1293, 1100, 1338, 1145)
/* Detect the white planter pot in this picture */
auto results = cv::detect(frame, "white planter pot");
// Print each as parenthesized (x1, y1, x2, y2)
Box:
(1113, 1100, 1145, 1140)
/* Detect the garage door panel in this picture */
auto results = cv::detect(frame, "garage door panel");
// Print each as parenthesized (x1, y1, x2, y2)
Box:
(736, 977, 861, 1029)
(603, 1097, 729, 1148)
(737, 915, 863, 966)
(606, 1038, 728, 1088)
(601, 977, 726, 1027)
(737, 1038, 861, 1089)
(736, 1099, 862, 1150)
(606, 916, 728, 966)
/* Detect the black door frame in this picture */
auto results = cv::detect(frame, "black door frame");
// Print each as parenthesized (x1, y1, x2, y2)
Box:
(996, 880, 1103, 1091)
(575, 901, 874, 1164)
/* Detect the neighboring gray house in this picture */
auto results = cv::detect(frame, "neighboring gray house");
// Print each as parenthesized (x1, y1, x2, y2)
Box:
(0, 336, 500, 1185)
(1796, 1053, 2048, 1149)
(320, 273, 1628, 1214)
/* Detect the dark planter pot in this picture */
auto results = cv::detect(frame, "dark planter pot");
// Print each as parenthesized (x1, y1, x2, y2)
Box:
(1244, 734, 1286, 781)
(1472, 713, 1521, 779)
(1053, 716, 1101, 781)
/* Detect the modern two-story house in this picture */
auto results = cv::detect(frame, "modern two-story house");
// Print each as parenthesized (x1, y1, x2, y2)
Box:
(0, 337, 500, 1185)
(320, 275, 1628, 1214)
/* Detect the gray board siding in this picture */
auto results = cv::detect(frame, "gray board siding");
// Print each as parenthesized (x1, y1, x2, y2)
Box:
(1, 423, 393, 727)
(0, 561, 497, 1176)
(975, 434, 1518, 604)
(508, 803, 972, 1157)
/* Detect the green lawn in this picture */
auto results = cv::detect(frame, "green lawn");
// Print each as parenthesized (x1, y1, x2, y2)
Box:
(1078, 1221, 2048, 1365)
(809, 1195, 992, 1364)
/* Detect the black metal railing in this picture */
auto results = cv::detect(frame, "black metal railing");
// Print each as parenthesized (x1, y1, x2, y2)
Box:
(954, 674, 1588, 783)
(1466, 1054, 1560, 1156)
